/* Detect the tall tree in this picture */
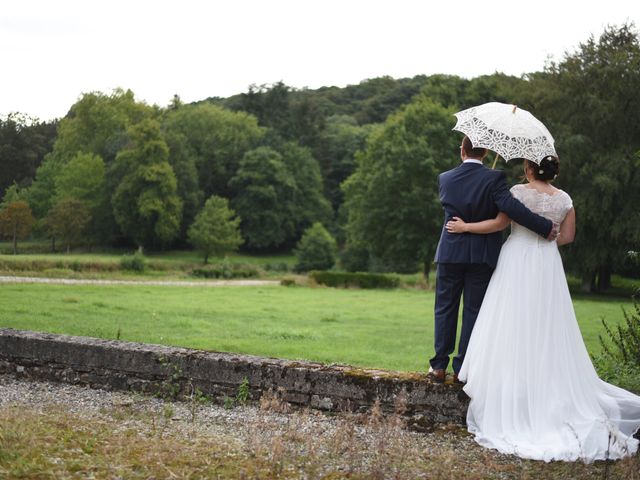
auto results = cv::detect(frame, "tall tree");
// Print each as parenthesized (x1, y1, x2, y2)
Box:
(229, 147, 296, 250)
(343, 96, 457, 274)
(112, 119, 183, 249)
(25, 89, 153, 235)
(526, 23, 640, 291)
(314, 115, 376, 210)
(54, 152, 110, 244)
(0, 200, 36, 254)
(188, 195, 243, 264)
(278, 142, 332, 239)
(0, 113, 56, 197)
(162, 103, 264, 202)
(44, 198, 91, 253)
(162, 129, 202, 242)
(51, 89, 152, 165)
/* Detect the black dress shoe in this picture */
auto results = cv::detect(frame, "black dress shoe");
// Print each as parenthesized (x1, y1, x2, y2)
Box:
(428, 367, 446, 383)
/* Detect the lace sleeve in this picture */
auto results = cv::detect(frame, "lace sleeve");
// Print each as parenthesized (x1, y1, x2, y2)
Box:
(510, 184, 524, 201)
(561, 191, 574, 216)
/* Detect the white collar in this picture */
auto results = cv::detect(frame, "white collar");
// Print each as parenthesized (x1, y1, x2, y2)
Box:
(463, 159, 483, 165)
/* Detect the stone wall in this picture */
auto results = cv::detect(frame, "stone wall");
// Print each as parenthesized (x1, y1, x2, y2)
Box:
(0, 328, 468, 427)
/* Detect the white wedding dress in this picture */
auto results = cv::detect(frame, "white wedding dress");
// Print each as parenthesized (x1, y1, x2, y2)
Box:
(458, 184, 640, 462)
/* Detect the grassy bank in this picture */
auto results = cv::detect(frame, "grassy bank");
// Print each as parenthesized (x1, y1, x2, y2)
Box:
(0, 283, 631, 372)
(1, 395, 637, 480)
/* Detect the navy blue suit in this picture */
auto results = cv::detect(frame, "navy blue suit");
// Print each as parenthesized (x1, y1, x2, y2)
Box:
(430, 161, 553, 374)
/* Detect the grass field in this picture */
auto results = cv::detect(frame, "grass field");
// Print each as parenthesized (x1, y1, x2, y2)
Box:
(0, 283, 632, 372)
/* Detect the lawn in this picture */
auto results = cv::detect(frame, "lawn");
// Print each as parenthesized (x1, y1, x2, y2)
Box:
(0, 283, 632, 372)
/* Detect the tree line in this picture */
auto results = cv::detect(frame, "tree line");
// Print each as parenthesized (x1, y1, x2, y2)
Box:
(0, 24, 638, 290)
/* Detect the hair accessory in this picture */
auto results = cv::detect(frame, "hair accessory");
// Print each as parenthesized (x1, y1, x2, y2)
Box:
(539, 169, 544, 175)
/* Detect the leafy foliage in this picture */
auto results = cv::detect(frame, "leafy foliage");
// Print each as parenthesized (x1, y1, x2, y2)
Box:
(343, 96, 457, 274)
(112, 120, 182, 249)
(593, 290, 640, 393)
(44, 198, 91, 253)
(294, 223, 337, 272)
(51, 89, 152, 165)
(187, 195, 243, 264)
(229, 147, 296, 250)
(599, 292, 640, 365)
(236, 377, 250, 406)
(309, 271, 400, 289)
(120, 252, 147, 272)
(162, 102, 265, 201)
(0, 113, 56, 197)
(0, 200, 36, 254)
(278, 142, 332, 238)
(54, 152, 110, 243)
(191, 261, 260, 279)
(314, 115, 376, 210)
(525, 23, 640, 291)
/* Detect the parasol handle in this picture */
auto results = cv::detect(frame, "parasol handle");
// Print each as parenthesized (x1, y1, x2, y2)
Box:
(491, 153, 501, 169)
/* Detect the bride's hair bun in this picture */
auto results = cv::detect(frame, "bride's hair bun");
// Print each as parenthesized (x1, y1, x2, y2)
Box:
(528, 156, 559, 181)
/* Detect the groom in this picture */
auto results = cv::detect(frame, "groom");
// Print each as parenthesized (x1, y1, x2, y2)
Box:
(428, 136, 557, 383)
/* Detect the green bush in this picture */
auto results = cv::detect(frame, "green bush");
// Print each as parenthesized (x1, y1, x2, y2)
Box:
(280, 278, 296, 287)
(309, 271, 400, 289)
(294, 223, 337, 273)
(191, 261, 261, 279)
(0, 258, 120, 273)
(264, 262, 290, 272)
(120, 252, 146, 272)
(593, 289, 640, 393)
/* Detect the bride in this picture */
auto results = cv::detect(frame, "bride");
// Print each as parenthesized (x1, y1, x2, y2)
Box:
(446, 156, 640, 462)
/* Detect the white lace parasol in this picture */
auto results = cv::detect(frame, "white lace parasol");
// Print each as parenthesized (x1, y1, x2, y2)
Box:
(453, 102, 557, 164)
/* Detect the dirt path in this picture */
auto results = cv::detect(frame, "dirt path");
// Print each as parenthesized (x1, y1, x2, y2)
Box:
(0, 275, 280, 287)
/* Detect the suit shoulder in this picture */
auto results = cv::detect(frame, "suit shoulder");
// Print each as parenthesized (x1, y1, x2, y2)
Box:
(485, 168, 507, 182)
(440, 167, 457, 177)
(439, 168, 456, 182)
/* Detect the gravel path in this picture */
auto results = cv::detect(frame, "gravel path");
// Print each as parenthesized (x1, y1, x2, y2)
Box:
(0, 375, 495, 472)
(1, 375, 630, 479)
(0, 275, 280, 287)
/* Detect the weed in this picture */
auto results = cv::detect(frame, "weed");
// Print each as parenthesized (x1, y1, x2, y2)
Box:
(162, 403, 174, 420)
(157, 356, 183, 400)
(236, 377, 250, 405)
(188, 384, 209, 423)
(223, 396, 235, 410)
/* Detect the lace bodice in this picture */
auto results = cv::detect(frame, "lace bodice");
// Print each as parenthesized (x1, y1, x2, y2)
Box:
(509, 184, 573, 241)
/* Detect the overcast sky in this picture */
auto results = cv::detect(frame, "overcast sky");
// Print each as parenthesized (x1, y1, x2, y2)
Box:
(2, 0, 639, 122)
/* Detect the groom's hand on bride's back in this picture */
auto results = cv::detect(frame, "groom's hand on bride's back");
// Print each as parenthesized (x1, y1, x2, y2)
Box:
(547, 222, 560, 241)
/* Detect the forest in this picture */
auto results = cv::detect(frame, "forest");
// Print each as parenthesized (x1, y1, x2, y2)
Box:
(1, 24, 638, 292)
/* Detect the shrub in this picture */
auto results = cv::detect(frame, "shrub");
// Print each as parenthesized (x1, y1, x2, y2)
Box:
(294, 223, 337, 273)
(191, 261, 261, 279)
(264, 262, 290, 272)
(280, 278, 296, 287)
(309, 271, 400, 289)
(0, 258, 120, 273)
(593, 289, 640, 393)
(120, 252, 146, 272)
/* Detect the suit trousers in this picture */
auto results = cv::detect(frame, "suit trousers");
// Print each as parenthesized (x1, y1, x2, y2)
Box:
(430, 262, 494, 374)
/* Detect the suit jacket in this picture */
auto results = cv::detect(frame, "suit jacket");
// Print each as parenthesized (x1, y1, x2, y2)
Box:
(434, 161, 553, 268)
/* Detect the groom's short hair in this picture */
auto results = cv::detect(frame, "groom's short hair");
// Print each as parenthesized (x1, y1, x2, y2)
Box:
(462, 136, 488, 159)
